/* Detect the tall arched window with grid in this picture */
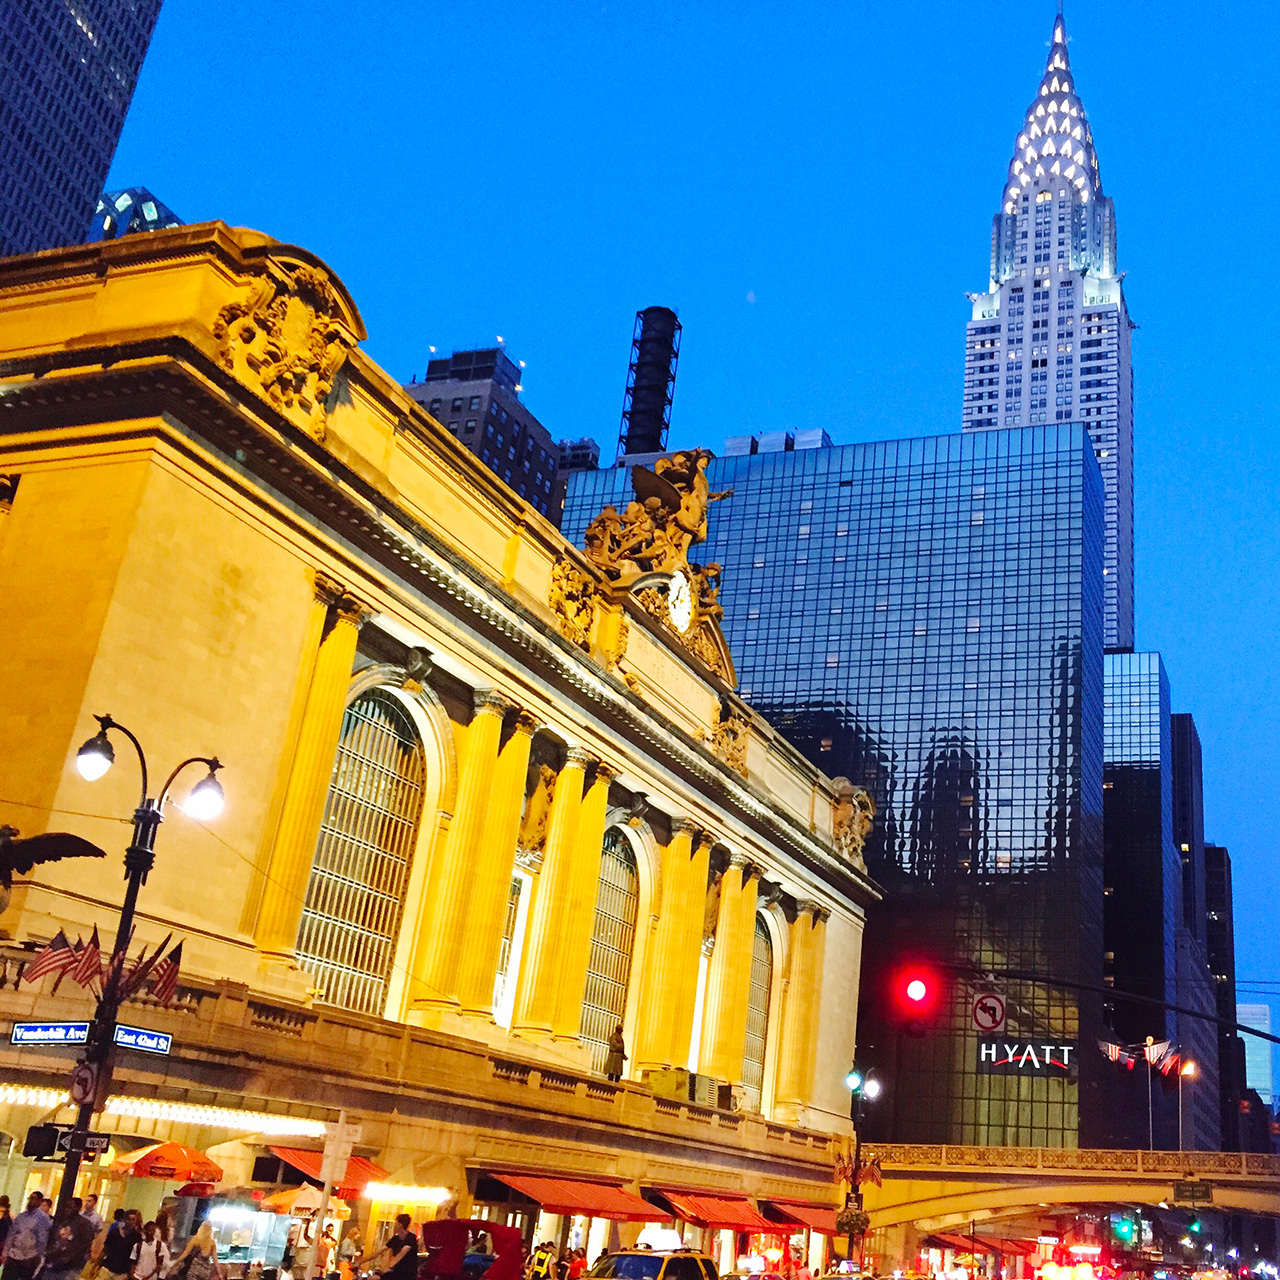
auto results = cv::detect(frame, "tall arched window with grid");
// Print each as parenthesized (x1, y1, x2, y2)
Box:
(741, 914, 774, 1110)
(578, 829, 639, 1072)
(296, 688, 426, 1016)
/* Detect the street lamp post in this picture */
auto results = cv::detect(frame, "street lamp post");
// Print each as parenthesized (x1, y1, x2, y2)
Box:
(843, 1064, 881, 1269)
(55, 714, 224, 1212)
(1179, 1059, 1198, 1152)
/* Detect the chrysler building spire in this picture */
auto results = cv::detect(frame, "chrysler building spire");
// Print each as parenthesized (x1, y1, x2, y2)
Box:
(962, 10, 1135, 651)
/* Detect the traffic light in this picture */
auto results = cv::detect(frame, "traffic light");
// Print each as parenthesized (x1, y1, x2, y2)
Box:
(1113, 1218, 1135, 1244)
(1190, 1221, 1202, 1235)
(891, 964, 941, 1036)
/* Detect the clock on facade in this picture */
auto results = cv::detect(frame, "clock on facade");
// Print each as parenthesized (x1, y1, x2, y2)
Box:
(667, 570, 693, 633)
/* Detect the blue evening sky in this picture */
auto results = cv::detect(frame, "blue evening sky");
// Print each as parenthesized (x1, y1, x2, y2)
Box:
(108, 0, 1280, 1059)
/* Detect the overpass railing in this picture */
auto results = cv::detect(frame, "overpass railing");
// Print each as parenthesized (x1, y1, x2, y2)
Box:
(871, 1144, 1280, 1178)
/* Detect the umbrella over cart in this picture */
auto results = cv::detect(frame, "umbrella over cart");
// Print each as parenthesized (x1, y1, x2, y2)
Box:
(111, 1141, 224, 1183)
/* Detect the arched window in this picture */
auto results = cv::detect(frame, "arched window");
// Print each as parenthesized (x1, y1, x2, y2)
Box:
(579, 829, 639, 1073)
(296, 688, 426, 1016)
(741, 914, 774, 1111)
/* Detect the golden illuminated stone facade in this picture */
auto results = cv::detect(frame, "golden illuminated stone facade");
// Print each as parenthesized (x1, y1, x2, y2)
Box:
(0, 225, 878, 1232)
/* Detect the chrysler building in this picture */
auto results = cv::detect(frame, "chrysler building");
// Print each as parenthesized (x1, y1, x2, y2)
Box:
(962, 10, 1134, 650)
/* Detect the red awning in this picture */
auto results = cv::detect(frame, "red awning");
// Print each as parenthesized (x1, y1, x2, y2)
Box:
(494, 1175, 665, 1222)
(926, 1234, 1030, 1257)
(658, 1191, 773, 1232)
(269, 1147, 388, 1200)
(765, 1201, 839, 1236)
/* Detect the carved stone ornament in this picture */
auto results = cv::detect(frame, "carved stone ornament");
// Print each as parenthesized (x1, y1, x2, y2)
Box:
(214, 261, 352, 439)
(707, 699, 749, 779)
(518, 763, 557, 856)
(831, 777, 876, 873)
(548, 555, 596, 650)
(581, 452, 735, 685)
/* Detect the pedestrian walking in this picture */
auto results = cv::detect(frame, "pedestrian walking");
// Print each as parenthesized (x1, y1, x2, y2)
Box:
(604, 1025, 627, 1082)
(133, 1222, 170, 1280)
(100, 1211, 140, 1280)
(1, 1192, 52, 1280)
(359, 1214, 417, 1280)
(81, 1198, 104, 1236)
(166, 1221, 216, 1280)
(0, 1197, 12, 1254)
(42, 1199, 95, 1280)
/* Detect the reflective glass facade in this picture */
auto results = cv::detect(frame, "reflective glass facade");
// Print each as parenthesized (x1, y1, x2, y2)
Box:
(1, 0, 164, 256)
(565, 423, 1108, 1146)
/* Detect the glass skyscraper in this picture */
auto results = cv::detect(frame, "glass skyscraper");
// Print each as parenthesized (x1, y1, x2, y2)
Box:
(565, 423, 1109, 1146)
(962, 12, 1134, 652)
(1, 0, 164, 257)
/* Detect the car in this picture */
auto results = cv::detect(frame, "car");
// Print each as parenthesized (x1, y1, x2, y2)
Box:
(588, 1249, 719, 1280)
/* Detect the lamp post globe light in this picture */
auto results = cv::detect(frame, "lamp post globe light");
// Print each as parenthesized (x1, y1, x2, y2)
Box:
(841, 1062, 881, 1267)
(58, 714, 225, 1210)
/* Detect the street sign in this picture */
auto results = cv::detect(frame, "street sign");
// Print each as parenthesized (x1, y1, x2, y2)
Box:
(58, 1128, 111, 1155)
(113, 1024, 171, 1055)
(1173, 1180, 1213, 1204)
(971, 993, 1007, 1036)
(11, 1022, 89, 1046)
(318, 1118, 362, 1188)
(23, 1123, 110, 1158)
(69, 1061, 99, 1105)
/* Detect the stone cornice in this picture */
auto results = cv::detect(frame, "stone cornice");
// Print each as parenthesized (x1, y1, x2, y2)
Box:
(0, 344, 881, 911)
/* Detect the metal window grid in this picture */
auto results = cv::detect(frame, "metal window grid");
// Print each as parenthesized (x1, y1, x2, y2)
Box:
(296, 689, 425, 1016)
(741, 915, 773, 1111)
(579, 829, 639, 1073)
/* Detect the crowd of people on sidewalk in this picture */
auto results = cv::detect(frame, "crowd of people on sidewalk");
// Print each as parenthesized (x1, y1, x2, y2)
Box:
(0, 1193, 195, 1280)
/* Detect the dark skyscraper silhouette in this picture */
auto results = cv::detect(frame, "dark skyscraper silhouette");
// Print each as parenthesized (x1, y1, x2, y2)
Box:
(1, 0, 164, 256)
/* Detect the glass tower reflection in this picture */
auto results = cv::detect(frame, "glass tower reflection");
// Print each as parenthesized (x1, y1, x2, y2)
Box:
(565, 424, 1107, 1146)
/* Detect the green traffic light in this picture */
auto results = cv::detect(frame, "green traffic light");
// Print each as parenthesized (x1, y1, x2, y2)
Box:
(1191, 1222, 1202, 1234)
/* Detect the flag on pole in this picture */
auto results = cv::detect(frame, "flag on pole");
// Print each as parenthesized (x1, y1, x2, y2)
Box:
(858, 1156, 883, 1187)
(1100, 1039, 1123, 1062)
(99, 945, 128, 1002)
(70, 925, 102, 988)
(120, 932, 171, 1001)
(151, 942, 183, 1005)
(1144, 1039, 1171, 1066)
(21, 930, 77, 984)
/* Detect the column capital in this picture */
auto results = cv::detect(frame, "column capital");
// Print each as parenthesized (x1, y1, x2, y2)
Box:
(512, 710, 542, 738)
(474, 688, 516, 717)
(593, 761, 621, 787)
(673, 817, 701, 840)
(314, 571, 373, 628)
(727, 850, 752, 871)
(796, 898, 828, 923)
(564, 745, 594, 769)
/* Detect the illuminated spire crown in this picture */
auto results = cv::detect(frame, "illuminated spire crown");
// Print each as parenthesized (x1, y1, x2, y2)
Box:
(1000, 11, 1102, 215)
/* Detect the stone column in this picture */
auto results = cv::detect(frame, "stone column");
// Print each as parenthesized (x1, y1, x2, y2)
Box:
(511, 746, 590, 1040)
(698, 853, 761, 1084)
(254, 573, 369, 958)
(774, 901, 829, 1117)
(552, 761, 618, 1041)
(456, 710, 540, 1019)
(634, 821, 709, 1072)
(411, 689, 512, 1012)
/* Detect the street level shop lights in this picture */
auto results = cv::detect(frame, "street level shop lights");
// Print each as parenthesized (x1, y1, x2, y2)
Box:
(58, 715, 225, 1210)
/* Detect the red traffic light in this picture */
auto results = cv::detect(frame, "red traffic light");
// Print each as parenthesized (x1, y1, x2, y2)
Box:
(889, 964, 942, 1035)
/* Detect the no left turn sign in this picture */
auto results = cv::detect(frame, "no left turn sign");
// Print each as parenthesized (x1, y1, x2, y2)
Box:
(971, 992, 1007, 1035)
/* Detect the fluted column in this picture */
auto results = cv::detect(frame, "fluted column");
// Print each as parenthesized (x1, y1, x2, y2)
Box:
(511, 747, 590, 1039)
(552, 761, 619, 1041)
(456, 710, 540, 1019)
(634, 821, 709, 1072)
(255, 573, 370, 958)
(699, 853, 761, 1084)
(774, 901, 829, 1116)
(411, 689, 513, 1011)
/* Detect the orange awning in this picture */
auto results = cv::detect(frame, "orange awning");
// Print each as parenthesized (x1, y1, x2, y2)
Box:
(765, 1201, 839, 1235)
(269, 1147, 388, 1200)
(494, 1175, 664, 1222)
(657, 1191, 773, 1231)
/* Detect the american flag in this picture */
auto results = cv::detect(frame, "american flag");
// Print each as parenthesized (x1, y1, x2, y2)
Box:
(70, 925, 102, 988)
(151, 942, 183, 1005)
(1144, 1039, 1171, 1066)
(120, 932, 171, 1001)
(857, 1156, 883, 1187)
(22, 930, 77, 984)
